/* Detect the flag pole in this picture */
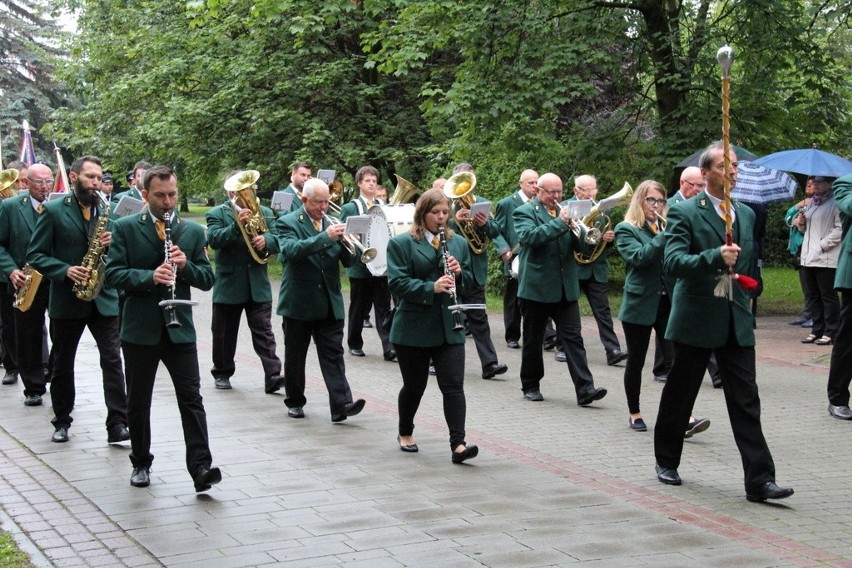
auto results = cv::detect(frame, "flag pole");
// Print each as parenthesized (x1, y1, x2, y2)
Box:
(53, 143, 71, 193)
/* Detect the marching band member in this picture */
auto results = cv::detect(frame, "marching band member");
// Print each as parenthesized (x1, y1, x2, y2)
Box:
(105, 165, 221, 491)
(110, 160, 150, 205)
(280, 161, 311, 214)
(513, 173, 607, 406)
(0, 163, 52, 404)
(276, 178, 366, 422)
(206, 173, 282, 392)
(339, 165, 395, 361)
(387, 188, 479, 463)
(26, 156, 129, 445)
(827, 174, 852, 420)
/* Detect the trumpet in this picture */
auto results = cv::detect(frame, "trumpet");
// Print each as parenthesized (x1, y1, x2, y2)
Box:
(157, 211, 198, 328)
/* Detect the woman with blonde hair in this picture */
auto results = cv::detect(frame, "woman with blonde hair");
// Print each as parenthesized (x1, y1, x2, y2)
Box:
(386, 188, 479, 463)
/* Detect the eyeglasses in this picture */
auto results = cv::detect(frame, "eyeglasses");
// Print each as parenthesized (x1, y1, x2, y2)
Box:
(644, 198, 666, 206)
(575, 186, 597, 192)
(29, 179, 54, 187)
(683, 181, 706, 190)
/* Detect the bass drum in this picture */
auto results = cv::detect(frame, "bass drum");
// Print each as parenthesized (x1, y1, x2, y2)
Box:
(365, 204, 415, 277)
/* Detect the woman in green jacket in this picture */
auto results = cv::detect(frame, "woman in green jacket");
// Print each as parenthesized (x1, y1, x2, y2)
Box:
(386, 189, 478, 463)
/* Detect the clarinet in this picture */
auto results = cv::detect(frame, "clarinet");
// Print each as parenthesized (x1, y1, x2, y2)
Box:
(438, 225, 465, 332)
(162, 211, 181, 329)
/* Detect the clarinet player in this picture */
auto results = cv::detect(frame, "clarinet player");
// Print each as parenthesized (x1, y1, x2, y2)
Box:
(386, 188, 479, 463)
(105, 165, 221, 492)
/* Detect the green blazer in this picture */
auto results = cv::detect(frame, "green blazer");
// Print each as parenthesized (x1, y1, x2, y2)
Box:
(278, 185, 303, 214)
(0, 195, 42, 282)
(449, 195, 501, 287)
(26, 193, 119, 319)
(206, 201, 279, 304)
(493, 190, 524, 256)
(339, 196, 382, 279)
(110, 186, 143, 206)
(513, 197, 585, 303)
(833, 175, 852, 291)
(562, 197, 610, 282)
(275, 206, 353, 321)
(105, 212, 213, 344)
(663, 191, 756, 348)
(667, 192, 687, 208)
(387, 231, 473, 347)
(614, 221, 672, 325)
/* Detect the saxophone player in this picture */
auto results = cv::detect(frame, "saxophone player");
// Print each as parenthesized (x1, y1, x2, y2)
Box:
(26, 155, 130, 445)
(0, 163, 52, 405)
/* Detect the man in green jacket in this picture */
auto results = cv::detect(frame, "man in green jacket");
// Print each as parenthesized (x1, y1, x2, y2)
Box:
(110, 160, 150, 206)
(276, 178, 366, 422)
(206, 175, 282, 392)
(26, 155, 129, 445)
(653, 141, 793, 502)
(827, 174, 852, 420)
(105, 165, 221, 492)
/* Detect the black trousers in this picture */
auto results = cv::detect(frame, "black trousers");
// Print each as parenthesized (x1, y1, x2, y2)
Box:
(579, 278, 621, 354)
(283, 316, 354, 416)
(801, 266, 840, 338)
(519, 297, 596, 400)
(460, 284, 497, 368)
(211, 301, 281, 382)
(654, 337, 776, 491)
(828, 290, 852, 406)
(14, 283, 49, 397)
(50, 312, 127, 432)
(122, 335, 212, 477)
(795, 260, 814, 319)
(395, 342, 467, 450)
(503, 276, 521, 343)
(347, 276, 393, 357)
(0, 283, 17, 372)
(622, 294, 670, 414)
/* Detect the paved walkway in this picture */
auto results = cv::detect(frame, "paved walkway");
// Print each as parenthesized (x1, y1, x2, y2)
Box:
(1, 289, 851, 567)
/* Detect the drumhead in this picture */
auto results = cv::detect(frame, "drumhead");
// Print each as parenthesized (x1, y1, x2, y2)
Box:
(364, 206, 393, 276)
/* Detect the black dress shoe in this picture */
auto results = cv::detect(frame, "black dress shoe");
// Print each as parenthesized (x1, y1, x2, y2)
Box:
(542, 336, 558, 351)
(655, 464, 681, 485)
(746, 481, 794, 502)
(482, 362, 508, 380)
(629, 417, 647, 431)
(397, 435, 418, 453)
(506, 340, 520, 349)
(451, 444, 479, 464)
(684, 417, 710, 439)
(287, 406, 305, 418)
(23, 394, 42, 407)
(654, 375, 668, 383)
(214, 377, 232, 390)
(383, 350, 397, 362)
(349, 348, 365, 357)
(194, 466, 222, 492)
(51, 427, 69, 443)
(332, 398, 366, 422)
(578, 387, 607, 407)
(554, 350, 567, 362)
(265, 376, 284, 394)
(108, 425, 131, 444)
(828, 404, 852, 420)
(523, 390, 544, 402)
(130, 466, 150, 488)
(2, 371, 18, 385)
(362, 318, 373, 328)
(428, 364, 436, 376)
(606, 350, 628, 366)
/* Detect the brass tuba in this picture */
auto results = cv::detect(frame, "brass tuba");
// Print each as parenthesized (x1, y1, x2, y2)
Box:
(0, 169, 20, 200)
(224, 170, 270, 265)
(13, 264, 43, 312)
(443, 171, 488, 254)
(390, 175, 421, 205)
(573, 182, 634, 265)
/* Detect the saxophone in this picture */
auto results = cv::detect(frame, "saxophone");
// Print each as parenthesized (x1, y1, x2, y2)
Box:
(73, 197, 110, 301)
(13, 264, 43, 312)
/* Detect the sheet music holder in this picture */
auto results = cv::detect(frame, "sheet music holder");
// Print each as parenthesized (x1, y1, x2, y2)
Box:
(563, 199, 594, 219)
(271, 191, 295, 212)
(316, 169, 336, 184)
(470, 200, 491, 218)
(113, 195, 145, 217)
(48, 192, 67, 201)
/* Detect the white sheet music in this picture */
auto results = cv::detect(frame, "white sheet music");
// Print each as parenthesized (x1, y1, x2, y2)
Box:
(470, 200, 491, 218)
(316, 169, 336, 184)
(563, 199, 594, 219)
(344, 215, 372, 239)
(271, 191, 295, 211)
(113, 195, 145, 217)
(596, 194, 624, 214)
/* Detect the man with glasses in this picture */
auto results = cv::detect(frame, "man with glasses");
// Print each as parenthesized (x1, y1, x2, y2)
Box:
(566, 175, 627, 367)
(513, 172, 607, 406)
(670, 166, 705, 205)
(0, 164, 55, 391)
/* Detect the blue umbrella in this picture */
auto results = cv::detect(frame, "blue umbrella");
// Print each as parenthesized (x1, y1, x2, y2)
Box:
(732, 161, 798, 204)
(754, 148, 852, 178)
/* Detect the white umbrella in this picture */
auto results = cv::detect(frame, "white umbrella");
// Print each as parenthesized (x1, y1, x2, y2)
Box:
(732, 161, 797, 204)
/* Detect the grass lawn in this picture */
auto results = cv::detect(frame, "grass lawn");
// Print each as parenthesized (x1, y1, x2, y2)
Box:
(0, 530, 33, 567)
